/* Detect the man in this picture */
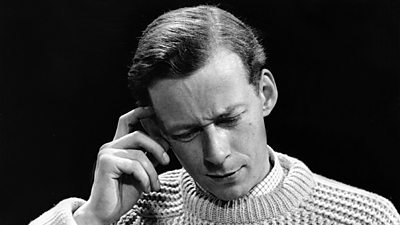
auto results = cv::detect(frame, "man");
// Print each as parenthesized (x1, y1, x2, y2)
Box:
(31, 5, 399, 225)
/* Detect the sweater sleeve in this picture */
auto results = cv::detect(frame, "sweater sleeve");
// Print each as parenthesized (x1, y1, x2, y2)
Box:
(29, 198, 86, 225)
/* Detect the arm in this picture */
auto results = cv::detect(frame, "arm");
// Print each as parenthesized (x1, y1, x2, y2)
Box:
(30, 107, 170, 225)
(29, 198, 85, 225)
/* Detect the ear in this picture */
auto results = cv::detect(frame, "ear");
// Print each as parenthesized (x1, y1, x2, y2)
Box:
(258, 69, 278, 117)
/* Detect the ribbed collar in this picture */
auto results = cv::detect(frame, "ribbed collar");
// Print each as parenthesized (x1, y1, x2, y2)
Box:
(180, 148, 316, 223)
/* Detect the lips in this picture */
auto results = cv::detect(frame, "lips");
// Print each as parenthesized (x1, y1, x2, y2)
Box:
(207, 166, 243, 179)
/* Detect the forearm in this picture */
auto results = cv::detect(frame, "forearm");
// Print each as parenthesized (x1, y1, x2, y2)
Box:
(29, 198, 86, 225)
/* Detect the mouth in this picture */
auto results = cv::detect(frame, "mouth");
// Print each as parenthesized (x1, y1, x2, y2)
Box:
(207, 166, 244, 179)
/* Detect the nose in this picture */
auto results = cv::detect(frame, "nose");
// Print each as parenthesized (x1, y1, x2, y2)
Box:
(202, 124, 231, 166)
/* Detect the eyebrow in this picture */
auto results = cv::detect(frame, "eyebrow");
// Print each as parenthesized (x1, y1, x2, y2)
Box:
(166, 103, 246, 135)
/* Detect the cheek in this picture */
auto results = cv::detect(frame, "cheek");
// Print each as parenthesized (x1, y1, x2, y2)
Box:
(170, 141, 203, 171)
(232, 117, 265, 154)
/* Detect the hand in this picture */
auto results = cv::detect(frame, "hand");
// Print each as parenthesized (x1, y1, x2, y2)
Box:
(73, 107, 170, 225)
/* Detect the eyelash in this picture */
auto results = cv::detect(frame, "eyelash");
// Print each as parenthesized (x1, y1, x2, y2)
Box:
(171, 114, 242, 142)
(171, 131, 199, 142)
(216, 115, 240, 127)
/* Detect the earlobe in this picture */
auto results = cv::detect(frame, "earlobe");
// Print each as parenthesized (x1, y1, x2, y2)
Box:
(259, 69, 278, 117)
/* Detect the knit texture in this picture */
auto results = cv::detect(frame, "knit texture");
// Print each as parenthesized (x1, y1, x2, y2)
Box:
(30, 198, 85, 225)
(196, 149, 282, 198)
(116, 151, 400, 225)
(30, 150, 400, 225)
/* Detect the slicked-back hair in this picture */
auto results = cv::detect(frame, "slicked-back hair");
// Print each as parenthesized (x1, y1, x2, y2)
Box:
(128, 5, 266, 107)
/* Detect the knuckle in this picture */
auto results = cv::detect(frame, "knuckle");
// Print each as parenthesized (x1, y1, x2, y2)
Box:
(140, 158, 151, 170)
(118, 114, 127, 123)
(128, 159, 139, 170)
(98, 144, 113, 155)
(130, 160, 149, 185)
(131, 151, 148, 163)
(97, 148, 116, 164)
(131, 130, 143, 139)
(134, 149, 146, 158)
(99, 142, 111, 151)
(97, 149, 106, 158)
(97, 154, 114, 168)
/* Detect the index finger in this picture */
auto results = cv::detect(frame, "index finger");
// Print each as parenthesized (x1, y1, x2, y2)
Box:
(114, 107, 154, 140)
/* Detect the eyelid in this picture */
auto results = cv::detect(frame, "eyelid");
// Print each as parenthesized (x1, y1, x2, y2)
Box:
(172, 127, 198, 136)
(222, 114, 240, 119)
(170, 110, 246, 140)
(217, 116, 240, 125)
(172, 126, 201, 137)
(219, 111, 244, 121)
(171, 130, 200, 142)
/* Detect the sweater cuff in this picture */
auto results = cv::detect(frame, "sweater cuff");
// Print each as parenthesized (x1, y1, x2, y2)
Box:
(29, 198, 86, 225)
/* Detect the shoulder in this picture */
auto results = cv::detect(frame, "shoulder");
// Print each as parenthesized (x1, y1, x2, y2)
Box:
(309, 173, 400, 224)
(158, 168, 183, 185)
(275, 152, 400, 224)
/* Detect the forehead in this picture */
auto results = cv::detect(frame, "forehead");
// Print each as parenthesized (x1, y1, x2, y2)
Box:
(148, 48, 255, 131)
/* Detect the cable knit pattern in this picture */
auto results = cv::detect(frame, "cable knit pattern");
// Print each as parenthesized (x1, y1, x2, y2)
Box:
(116, 151, 400, 225)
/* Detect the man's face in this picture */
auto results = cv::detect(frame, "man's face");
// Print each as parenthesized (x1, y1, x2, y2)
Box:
(148, 48, 274, 200)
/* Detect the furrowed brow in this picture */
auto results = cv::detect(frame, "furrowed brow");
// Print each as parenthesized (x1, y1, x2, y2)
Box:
(165, 122, 201, 136)
(165, 103, 247, 134)
(219, 104, 246, 116)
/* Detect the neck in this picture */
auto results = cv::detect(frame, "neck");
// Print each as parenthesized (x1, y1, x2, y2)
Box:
(180, 149, 316, 223)
(255, 144, 273, 185)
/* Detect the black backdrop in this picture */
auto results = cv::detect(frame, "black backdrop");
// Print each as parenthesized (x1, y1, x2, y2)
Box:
(1, 0, 399, 224)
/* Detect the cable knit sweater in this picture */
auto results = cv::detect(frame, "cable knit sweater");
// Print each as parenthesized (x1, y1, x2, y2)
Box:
(30, 150, 400, 225)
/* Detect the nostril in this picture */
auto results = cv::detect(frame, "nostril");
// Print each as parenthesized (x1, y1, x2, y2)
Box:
(204, 148, 230, 166)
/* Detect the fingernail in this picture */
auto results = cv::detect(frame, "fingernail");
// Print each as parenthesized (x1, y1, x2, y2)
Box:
(163, 152, 170, 163)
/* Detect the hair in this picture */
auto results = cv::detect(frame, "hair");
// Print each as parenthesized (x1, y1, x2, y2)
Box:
(128, 5, 266, 107)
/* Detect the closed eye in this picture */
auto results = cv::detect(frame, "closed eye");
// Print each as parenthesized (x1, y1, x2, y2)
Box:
(171, 129, 200, 142)
(215, 114, 241, 127)
(170, 111, 245, 142)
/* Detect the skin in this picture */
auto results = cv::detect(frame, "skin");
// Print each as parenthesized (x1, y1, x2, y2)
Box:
(149, 47, 278, 200)
(74, 107, 170, 225)
(73, 47, 278, 224)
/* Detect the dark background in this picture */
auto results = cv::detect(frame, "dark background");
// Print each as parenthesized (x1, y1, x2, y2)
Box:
(1, 0, 399, 224)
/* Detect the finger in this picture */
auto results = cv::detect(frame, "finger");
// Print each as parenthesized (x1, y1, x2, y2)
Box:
(110, 131, 170, 166)
(112, 149, 160, 191)
(97, 154, 151, 193)
(120, 159, 151, 193)
(114, 107, 154, 140)
(115, 156, 151, 193)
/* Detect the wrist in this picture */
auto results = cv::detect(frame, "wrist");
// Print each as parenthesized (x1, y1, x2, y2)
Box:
(73, 204, 104, 225)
